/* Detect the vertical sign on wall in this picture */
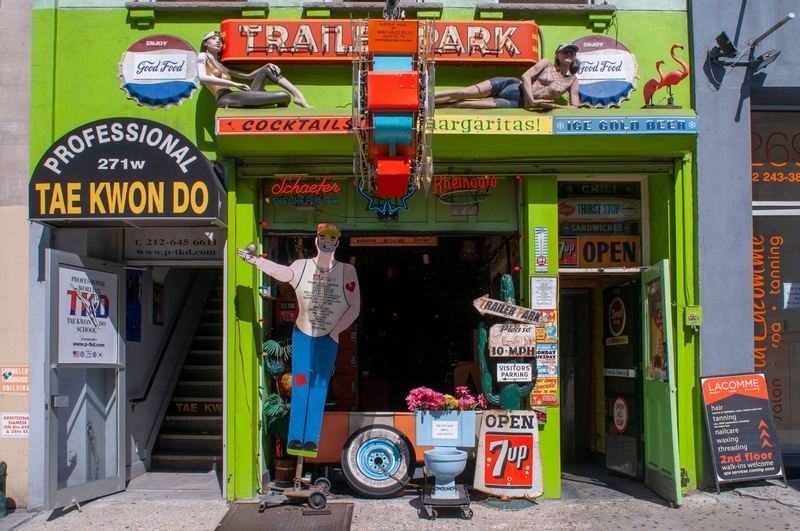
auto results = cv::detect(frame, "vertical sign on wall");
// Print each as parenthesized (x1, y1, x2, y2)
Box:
(534, 227, 549, 273)
(58, 265, 119, 364)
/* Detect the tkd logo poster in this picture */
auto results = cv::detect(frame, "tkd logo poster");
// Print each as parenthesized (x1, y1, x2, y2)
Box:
(57, 265, 119, 364)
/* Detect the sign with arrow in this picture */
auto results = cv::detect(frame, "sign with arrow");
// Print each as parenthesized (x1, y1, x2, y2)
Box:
(473, 295, 543, 324)
(700, 373, 786, 492)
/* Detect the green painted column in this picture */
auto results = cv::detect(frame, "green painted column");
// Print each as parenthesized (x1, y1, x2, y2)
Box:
(227, 167, 262, 500)
(31, 6, 57, 163)
(674, 155, 699, 492)
(522, 175, 561, 499)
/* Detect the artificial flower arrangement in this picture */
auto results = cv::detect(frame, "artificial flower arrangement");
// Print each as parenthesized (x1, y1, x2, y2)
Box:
(406, 386, 488, 413)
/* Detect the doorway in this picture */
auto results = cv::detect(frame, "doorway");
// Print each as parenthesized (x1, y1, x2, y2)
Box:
(558, 275, 644, 475)
(559, 289, 594, 465)
(263, 233, 519, 412)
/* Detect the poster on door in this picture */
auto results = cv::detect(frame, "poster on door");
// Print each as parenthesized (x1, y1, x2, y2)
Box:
(58, 265, 119, 364)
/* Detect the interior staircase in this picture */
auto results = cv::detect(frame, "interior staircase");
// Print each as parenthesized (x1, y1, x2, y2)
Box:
(151, 272, 224, 471)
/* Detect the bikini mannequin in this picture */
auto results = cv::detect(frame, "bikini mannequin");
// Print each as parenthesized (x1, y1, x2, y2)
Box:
(197, 31, 312, 109)
(435, 43, 581, 110)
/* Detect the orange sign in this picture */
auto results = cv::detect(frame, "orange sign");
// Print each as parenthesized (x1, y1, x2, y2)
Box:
(368, 20, 418, 53)
(219, 20, 539, 65)
(216, 116, 364, 135)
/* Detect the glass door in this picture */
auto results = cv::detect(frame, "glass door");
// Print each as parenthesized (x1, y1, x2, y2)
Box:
(45, 250, 126, 510)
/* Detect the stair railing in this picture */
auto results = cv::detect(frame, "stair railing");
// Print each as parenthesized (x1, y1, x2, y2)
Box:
(130, 269, 201, 412)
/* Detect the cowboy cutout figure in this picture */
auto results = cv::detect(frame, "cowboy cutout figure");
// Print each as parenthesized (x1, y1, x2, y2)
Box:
(238, 223, 360, 457)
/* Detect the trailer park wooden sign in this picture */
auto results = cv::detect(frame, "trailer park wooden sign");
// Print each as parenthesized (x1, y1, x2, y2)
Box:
(472, 295, 543, 324)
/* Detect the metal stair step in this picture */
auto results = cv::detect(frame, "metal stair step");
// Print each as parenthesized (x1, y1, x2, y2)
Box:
(158, 433, 222, 440)
(150, 453, 222, 471)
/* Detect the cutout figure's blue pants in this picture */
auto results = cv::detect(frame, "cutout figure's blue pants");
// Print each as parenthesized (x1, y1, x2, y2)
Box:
(287, 329, 338, 455)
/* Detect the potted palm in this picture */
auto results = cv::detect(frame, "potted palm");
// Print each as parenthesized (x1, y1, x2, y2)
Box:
(262, 392, 294, 484)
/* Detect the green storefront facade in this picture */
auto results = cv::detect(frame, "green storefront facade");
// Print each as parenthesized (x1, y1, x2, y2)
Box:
(30, 0, 701, 507)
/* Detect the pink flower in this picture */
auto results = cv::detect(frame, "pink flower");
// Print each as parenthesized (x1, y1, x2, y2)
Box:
(405, 387, 446, 412)
(458, 395, 476, 410)
(477, 394, 488, 409)
(407, 386, 486, 412)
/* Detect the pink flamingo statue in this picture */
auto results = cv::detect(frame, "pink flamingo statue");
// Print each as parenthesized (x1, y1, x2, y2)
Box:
(643, 60, 665, 106)
(661, 44, 690, 102)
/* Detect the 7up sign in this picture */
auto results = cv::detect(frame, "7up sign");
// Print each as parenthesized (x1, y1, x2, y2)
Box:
(473, 411, 543, 498)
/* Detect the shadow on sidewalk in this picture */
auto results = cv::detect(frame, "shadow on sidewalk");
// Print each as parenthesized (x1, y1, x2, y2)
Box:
(561, 462, 670, 507)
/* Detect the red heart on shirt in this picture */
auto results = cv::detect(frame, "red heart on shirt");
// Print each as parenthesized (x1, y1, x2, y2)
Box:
(345, 282, 356, 292)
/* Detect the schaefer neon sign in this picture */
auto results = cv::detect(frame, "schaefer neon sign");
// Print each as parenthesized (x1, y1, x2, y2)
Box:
(219, 20, 539, 65)
(270, 176, 341, 196)
(269, 176, 342, 207)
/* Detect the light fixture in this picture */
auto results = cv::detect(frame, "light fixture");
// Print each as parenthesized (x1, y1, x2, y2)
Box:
(715, 32, 737, 58)
(709, 13, 794, 71)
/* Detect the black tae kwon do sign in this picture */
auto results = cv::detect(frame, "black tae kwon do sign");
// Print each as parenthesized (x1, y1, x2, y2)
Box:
(700, 373, 786, 492)
(29, 118, 227, 228)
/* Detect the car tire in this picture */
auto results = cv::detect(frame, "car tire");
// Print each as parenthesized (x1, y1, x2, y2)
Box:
(340, 425, 416, 498)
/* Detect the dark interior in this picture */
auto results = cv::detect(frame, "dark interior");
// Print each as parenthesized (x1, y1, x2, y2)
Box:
(270, 234, 519, 412)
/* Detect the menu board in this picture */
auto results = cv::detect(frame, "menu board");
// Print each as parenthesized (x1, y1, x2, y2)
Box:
(700, 373, 785, 491)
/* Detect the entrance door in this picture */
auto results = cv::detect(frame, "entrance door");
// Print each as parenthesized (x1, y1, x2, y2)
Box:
(603, 281, 643, 479)
(45, 250, 126, 510)
(560, 289, 593, 464)
(641, 260, 681, 505)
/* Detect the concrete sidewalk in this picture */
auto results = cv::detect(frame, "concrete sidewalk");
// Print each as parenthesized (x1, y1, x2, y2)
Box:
(3, 468, 800, 531)
(0, 472, 229, 531)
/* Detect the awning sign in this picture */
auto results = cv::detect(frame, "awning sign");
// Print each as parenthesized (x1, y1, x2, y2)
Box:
(220, 20, 539, 65)
(29, 118, 227, 228)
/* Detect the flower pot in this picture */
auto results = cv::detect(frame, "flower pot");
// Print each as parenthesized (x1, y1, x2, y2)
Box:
(414, 410, 477, 448)
(274, 456, 297, 483)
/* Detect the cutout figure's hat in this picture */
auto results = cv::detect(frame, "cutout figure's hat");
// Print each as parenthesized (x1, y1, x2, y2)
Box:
(317, 223, 341, 238)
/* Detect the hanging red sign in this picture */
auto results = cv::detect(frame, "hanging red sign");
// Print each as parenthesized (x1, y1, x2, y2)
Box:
(219, 20, 539, 65)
